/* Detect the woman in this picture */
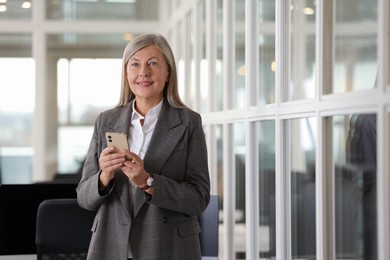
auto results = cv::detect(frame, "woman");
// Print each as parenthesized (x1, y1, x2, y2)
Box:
(77, 33, 210, 260)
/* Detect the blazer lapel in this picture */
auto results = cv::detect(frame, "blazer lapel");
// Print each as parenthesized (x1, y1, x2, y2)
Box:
(102, 102, 133, 135)
(144, 102, 186, 173)
(133, 100, 187, 217)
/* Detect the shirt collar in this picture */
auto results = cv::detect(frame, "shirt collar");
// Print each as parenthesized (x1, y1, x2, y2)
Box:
(131, 99, 163, 121)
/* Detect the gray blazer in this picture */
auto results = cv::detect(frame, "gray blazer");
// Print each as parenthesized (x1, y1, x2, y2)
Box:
(76, 99, 210, 260)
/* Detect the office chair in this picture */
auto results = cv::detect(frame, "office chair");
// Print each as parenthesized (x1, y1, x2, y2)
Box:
(35, 198, 96, 260)
(199, 195, 219, 260)
(36, 196, 219, 260)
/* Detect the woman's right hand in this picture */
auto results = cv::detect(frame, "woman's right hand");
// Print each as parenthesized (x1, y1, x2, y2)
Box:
(98, 146, 126, 188)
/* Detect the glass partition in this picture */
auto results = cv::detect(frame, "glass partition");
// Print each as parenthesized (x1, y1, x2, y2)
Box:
(186, 10, 194, 109)
(234, 0, 245, 109)
(257, 0, 276, 105)
(289, 0, 316, 101)
(215, 124, 224, 257)
(199, 0, 208, 113)
(256, 120, 276, 258)
(289, 117, 317, 259)
(332, 0, 378, 93)
(176, 21, 185, 104)
(332, 114, 377, 259)
(215, 0, 223, 111)
(234, 122, 246, 258)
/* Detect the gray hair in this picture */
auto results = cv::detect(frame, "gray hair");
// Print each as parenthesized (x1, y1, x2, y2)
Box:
(117, 33, 186, 108)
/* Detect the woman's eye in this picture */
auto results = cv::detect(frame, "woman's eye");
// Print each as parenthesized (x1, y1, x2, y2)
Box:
(130, 62, 139, 67)
(149, 61, 157, 66)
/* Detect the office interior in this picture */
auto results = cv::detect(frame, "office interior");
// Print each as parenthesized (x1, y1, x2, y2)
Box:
(0, 0, 389, 259)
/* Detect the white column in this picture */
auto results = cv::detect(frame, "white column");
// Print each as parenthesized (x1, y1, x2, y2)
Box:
(245, 0, 259, 259)
(32, 0, 48, 182)
(315, 1, 334, 259)
(275, 0, 291, 259)
(223, 123, 235, 260)
(223, 1, 235, 259)
(377, 1, 390, 258)
(223, 0, 234, 110)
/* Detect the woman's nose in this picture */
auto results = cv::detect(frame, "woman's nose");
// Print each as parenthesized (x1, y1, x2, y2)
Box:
(139, 65, 150, 77)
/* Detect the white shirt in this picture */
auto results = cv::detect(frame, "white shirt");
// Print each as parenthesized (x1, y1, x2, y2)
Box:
(129, 99, 163, 160)
(127, 99, 162, 258)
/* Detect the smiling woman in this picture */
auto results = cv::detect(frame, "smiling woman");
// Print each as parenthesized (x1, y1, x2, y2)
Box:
(76, 33, 210, 260)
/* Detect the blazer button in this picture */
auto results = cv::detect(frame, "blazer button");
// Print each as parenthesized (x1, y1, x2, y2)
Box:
(162, 217, 168, 223)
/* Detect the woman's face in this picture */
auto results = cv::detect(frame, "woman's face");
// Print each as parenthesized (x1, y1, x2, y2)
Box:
(126, 45, 169, 104)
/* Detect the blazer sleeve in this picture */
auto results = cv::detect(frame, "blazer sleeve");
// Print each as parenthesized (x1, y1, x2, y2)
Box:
(76, 112, 111, 211)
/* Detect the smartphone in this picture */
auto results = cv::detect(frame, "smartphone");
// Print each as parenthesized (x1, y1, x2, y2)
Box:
(105, 132, 129, 150)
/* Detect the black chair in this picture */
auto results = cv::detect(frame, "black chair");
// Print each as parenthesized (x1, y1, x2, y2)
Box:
(35, 198, 96, 260)
(199, 195, 219, 259)
(36, 196, 219, 260)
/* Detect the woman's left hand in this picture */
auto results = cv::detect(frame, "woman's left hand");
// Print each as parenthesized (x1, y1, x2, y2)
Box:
(121, 151, 150, 188)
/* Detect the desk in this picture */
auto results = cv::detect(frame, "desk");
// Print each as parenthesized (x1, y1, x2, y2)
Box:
(0, 183, 78, 256)
(0, 255, 35, 260)
(0, 256, 217, 260)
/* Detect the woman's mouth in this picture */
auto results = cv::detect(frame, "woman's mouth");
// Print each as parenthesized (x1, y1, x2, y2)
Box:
(137, 81, 154, 87)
